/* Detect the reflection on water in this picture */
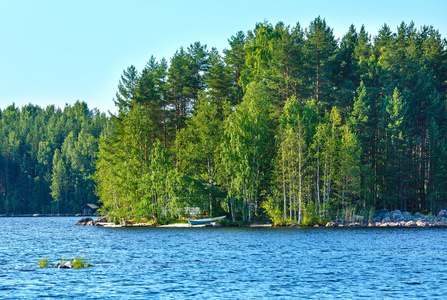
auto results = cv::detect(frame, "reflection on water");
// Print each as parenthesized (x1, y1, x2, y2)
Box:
(1, 217, 446, 298)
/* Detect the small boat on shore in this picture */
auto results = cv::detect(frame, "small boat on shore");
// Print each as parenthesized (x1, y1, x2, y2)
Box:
(188, 216, 226, 226)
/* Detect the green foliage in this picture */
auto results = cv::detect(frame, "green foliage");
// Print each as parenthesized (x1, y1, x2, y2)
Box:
(337, 205, 375, 223)
(73, 257, 93, 269)
(0, 102, 109, 215)
(38, 257, 49, 268)
(261, 191, 283, 225)
(93, 18, 447, 222)
(3, 17, 446, 221)
(222, 81, 276, 222)
(301, 202, 319, 226)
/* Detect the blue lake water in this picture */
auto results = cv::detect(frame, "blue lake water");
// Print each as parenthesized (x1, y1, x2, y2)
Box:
(1, 217, 447, 299)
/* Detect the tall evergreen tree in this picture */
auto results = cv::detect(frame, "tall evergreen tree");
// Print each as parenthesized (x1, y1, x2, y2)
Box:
(304, 17, 338, 110)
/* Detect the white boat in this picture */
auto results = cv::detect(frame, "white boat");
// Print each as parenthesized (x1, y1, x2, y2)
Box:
(188, 216, 226, 226)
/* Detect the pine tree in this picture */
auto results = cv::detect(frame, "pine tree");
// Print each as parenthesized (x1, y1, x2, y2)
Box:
(304, 17, 338, 110)
(223, 31, 246, 105)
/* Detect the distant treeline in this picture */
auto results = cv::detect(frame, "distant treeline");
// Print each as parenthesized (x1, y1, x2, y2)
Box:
(0, 102, 110, 214)
(3, 17, 447, 224)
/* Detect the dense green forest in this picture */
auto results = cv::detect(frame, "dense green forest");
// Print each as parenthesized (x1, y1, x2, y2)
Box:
(0, 102, 110, 214)
(2, 17, 446, 223)
(96, 18, 447, 224)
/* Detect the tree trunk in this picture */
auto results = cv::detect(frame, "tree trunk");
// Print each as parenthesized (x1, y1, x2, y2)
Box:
(282, 136, 287, 221)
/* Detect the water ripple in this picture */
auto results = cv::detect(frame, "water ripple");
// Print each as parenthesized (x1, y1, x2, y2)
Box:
(1, 218, 447, 298)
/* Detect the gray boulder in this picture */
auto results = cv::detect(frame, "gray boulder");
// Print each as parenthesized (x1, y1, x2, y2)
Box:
(389, 210, 404, 222)
(405, 220, 417, 227)
(416, 220, 429, 227)
(58, 263, 71, 269)
(414, 212, 425, 220)
(402, 211, 413, 221)
(373, 209, 388, 222)
(64, 261, 73, 268)
(326, 221, 341, 227)
(76, 217, 94, 225)
(437, 210, 447, 218)
(95, 216, 108, 224)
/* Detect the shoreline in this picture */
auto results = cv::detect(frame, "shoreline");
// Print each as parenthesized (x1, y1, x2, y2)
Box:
(0, 214, 78, 217)
(79, 219, 447, 229)
(73, 209, 447, 229)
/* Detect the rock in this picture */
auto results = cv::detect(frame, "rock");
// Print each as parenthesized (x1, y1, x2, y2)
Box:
(314, 224, 319, 228)
(402, 211, 413, 221)
(405, 220, 417, 227)
(56, 261, 72, 269)
(416, 220, 428, 227)
(388, 210, 404, 222)
(64, 261, 73, 268)
(59, 264, 70, 269)
(326, 221, 343, 227)
(373, 209, 388, 222)
(414, 212, 425, 220)
(86, 220, 94, 226)
(379, 222, 389, 227)
(326, 221, 339, 227)
(437, 210, 447, 218)
(76, 217, 94, 225)
(95, 216, 108, 225)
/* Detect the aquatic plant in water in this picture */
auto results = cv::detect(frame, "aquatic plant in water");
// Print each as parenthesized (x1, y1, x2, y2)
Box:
(38, 256, 93, 269)
(38, 257, 49, 268)
(73, 257, 92, 269)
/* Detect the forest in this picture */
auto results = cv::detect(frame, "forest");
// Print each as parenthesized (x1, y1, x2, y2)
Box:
(0, 102, 110, 214)
(1, 17, 446, 224)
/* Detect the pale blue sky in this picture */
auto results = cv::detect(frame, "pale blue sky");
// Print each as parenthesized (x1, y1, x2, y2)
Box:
(1, 0, 446, 114)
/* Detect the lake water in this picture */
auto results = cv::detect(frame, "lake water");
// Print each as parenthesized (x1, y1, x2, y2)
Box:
(1, 217, 447, 299)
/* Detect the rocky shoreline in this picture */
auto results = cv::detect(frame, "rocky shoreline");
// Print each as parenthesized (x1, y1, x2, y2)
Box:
(76, 210, 447, 228)
(325, 209, 447, 228)
(76, 216, 110, 226)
